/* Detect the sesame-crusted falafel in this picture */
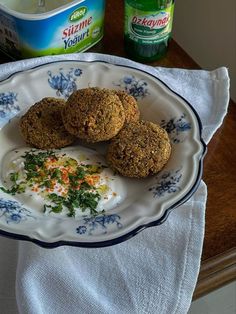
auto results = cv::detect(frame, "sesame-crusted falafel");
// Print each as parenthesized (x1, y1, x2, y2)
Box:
(115, 90, 140, 123)
(20, 97, 76, 149)
(106, 120, 171, 178)
(62, 87, 125, 143)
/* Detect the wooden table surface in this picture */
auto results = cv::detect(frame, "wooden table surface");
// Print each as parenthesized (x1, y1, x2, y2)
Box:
(0, 0, 235, 300)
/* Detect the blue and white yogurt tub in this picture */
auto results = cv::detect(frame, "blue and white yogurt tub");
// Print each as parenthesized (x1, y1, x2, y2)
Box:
(0, 0, 105, 59)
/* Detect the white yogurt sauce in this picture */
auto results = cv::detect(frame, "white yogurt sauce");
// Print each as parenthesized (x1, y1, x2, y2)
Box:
(1, 146, 125, 217)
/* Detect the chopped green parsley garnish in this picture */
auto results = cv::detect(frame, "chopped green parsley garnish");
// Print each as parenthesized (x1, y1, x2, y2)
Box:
(0, 150, 106, 217)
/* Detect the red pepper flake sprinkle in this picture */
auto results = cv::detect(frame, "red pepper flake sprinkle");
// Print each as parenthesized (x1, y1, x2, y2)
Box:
(1, 150, 107, 217)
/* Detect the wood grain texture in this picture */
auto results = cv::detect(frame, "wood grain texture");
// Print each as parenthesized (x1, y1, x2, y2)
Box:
(193, 248, 236, 299)
(0, 0, 235, 296)
(202, 102, 236, 260)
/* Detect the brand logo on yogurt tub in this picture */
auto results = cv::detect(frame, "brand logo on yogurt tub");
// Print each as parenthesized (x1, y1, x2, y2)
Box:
(70, 6, 88, 22)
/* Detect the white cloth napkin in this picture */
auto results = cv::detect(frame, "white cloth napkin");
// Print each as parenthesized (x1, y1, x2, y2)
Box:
(0, 53, 230, 314)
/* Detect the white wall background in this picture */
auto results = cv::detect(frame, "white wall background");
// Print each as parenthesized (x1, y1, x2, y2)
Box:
(172, 0, 236, 102)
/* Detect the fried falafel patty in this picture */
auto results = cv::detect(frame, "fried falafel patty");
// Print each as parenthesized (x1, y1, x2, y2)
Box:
(62, 87, 125, 143)
(106, 120, 171, 178)
(115, 90, 140, 123)
(20, 97, 76, 149)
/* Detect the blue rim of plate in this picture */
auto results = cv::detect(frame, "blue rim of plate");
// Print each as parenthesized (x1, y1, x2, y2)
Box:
(0, 59, 207, 248)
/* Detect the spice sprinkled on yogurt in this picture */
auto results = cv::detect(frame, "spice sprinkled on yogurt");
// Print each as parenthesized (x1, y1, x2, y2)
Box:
(1, 147, 122, 217)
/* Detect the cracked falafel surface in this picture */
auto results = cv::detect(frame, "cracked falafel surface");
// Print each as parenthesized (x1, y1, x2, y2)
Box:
(115, 90, 140, 123)
(106, 120, 171, 178)
(19, 97, 76, 149)
(62, 87, 126, 143)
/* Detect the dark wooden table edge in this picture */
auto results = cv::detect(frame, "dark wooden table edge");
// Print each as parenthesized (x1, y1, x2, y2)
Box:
(193, 247, 236, 299)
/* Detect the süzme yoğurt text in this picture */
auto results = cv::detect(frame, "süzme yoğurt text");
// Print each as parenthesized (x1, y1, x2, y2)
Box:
(62, 16, 92, 50)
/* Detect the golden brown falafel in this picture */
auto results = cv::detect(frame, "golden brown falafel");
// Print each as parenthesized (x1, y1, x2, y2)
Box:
(106, 120, 171, 178)
(62, 87, 125, 143)
(115, 90, 140, 123)
(20, 97, 76, 149)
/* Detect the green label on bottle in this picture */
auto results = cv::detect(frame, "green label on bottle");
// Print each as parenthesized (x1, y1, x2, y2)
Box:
(125, 3, 175, 44)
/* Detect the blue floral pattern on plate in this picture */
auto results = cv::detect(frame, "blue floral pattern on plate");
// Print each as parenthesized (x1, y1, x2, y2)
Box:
(160, 113, 191, 143)
(113, 75, 149, 99)
(0, 198, 35, 224)
(149, 168, 182, 198)
(76, 214, 122, 236)
(48, 67, 83, 98)
(0, 59, 206, 248)
(0, 92, 20, 127)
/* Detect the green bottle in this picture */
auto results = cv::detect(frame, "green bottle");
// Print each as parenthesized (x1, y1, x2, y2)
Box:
(124, 0, 175, 62)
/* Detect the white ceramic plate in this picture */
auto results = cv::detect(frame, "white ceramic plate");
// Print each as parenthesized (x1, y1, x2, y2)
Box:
(0, 59, 206, 248)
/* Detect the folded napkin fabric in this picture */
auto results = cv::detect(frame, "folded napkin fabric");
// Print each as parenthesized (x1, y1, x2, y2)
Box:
(15, 184, 207, 314)
(0, 53, 230, 314)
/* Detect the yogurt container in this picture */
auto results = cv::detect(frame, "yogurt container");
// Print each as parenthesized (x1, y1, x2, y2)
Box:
(0, 0, 106, 59)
